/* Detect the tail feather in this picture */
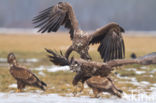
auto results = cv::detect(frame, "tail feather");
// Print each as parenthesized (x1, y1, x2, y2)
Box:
(45, 48, 69, 66)
(36, 80, 47, 91)
(40, 81, 47, 87)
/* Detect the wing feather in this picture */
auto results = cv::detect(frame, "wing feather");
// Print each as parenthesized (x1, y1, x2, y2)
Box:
(89, 23, 125, 62)
(117, 38, 122, 59)
(10, 66, 39, 84)
(33, 2, 79, 39)
(33, 6, 53, 23)
(121, 39, 125, 58)
(34, 13, 55, 28)
(114, 35, 119, 59)
(37, 12, 62, 32)
(104, 37, 111, 61)
(39, 14, 61, 33)
(45, 48, 69, 66)
(111, 37, 116, 60)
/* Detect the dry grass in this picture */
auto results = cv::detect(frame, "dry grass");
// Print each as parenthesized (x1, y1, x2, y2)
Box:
(0, 32, 155, 58)
(124, 35, 156, 57)
(0, 32, 71, 52)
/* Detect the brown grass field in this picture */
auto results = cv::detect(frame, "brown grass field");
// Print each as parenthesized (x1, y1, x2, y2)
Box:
(0, 32, 156, 97)
(0, 32, 156, 58)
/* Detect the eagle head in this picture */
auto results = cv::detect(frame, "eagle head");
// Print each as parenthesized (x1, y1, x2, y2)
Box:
(7, 53, 17, 65)
(69, 57, 81, 73)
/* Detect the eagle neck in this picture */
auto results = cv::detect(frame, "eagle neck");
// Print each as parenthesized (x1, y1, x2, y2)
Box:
(12, 60, 18, 66)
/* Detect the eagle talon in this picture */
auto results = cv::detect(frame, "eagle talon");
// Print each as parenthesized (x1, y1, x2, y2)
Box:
(16, 89, 22, 93)
(73, 91, 77, 97)
(90, 94, 100, 98)
(72, 86, 78, 96)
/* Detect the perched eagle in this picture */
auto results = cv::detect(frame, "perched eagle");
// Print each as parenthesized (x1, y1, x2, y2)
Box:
(86, 76, 122, 98)
(33, 2, 125, 62)
(45, 49, 156, 94)
(7, 53, 47, 92)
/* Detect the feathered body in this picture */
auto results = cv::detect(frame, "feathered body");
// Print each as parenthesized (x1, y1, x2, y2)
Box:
(7, 53, 47, 92)
(34, 2, 125, 62)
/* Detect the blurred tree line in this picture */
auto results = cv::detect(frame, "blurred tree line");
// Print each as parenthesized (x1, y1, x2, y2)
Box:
(0, 0, 156, 31)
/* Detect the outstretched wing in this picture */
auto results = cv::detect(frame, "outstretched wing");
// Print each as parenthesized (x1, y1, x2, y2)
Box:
(33, 2, 79, 39)
(89, 22, 125, 62)
(137, 52, 156, 65)
(107, 52, 156, 67)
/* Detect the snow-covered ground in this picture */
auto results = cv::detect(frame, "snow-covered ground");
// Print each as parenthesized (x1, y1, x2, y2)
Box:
(0, 92, 156, 103)
(1, 56, 156, 103)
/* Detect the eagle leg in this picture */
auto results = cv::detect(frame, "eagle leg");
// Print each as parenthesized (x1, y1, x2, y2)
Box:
(72, 73, 85, 93)
(17, 80, 25, 92)
(79, 76, 91, 92)
(65, 46, 73, 59)
(112, 88, 122, 98)
(91, 88, 100, 98)
(72, 85, 78, 96)
(79, 50, 92, 60)
(79, 82, 84, 92)
(107, 77, 123, 94)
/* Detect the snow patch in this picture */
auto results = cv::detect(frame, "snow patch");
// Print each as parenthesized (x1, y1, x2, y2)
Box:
(140, 81, 150, 85)
(135, 71, 146, 75)
(125, 68, 137, 71)
(19, 58, 39, 63)
(140, 66, 147, 70)
(25, 58, 38, 63)
(150, 69, 156, 73)
(0, 58, 7, 62)
(34, 65, 70, 72)
(9, 84, 17, 88)
(0, 58, 38, 63)
(152, 83, 156, 87)
(38, 71, 45, 76)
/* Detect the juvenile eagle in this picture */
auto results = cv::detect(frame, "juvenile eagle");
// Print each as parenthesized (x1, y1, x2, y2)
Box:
(33, 2, 125, 62)
(45, 49, 156, 94)
(7, 53, 47, 92)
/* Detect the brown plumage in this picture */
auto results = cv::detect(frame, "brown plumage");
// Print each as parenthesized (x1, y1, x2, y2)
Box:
(33, 2, 125, 62)
(45, 49, 156, 95)
(7, 53, 47, 92)
(86, 76, 122, 98)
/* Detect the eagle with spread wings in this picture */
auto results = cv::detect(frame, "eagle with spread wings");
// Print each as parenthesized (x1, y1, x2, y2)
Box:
(33, 2, 125, 62)
(7, 53, 47, 92)
(45, 49, 156, 96)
